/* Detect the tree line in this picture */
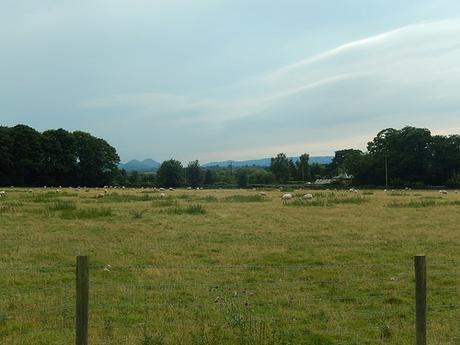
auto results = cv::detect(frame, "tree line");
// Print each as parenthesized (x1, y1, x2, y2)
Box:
(0, 125, 120, 187)
(118, 126, 460, 188)
(1, 125, 459, 188)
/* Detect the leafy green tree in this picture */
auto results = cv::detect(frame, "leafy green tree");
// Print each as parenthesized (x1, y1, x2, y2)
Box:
(186, 160, 203, 187)
(270, 153, 291, 183)
(204, 169, 216, 186)
(9, 125, 44, 186)
(0, 126, 13, 186)
(296, 153, 311, 181)
(248, 169, 276, 185)
(366, 127, 433, 185)
(236, 169, 249, 188)
(74, 131, 120, 187)
(42, 129, 77, 186)
(157, 159, 184, 187)
(330, 149, 364, 176)
(429, 135, 460, 185)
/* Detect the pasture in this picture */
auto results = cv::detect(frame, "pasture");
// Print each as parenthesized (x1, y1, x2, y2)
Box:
(0, 187, 458, 344)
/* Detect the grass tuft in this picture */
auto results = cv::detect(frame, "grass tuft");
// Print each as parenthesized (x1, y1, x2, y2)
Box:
(162, 204, 206, 215)
(223, 195, 267, 203)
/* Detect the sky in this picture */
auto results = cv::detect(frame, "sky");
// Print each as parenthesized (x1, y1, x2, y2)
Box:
(1, 1, 460, 163)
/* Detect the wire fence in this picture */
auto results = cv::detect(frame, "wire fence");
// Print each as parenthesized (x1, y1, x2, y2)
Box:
(0, 257, 458, 345)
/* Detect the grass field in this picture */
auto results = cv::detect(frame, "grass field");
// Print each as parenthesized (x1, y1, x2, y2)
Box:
(0, 187, 458, 344)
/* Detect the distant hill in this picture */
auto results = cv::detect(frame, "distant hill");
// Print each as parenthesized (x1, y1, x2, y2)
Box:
(202, 156, 333, 168)
(118, 159, 160, 172)
(119, 156, 333, 172)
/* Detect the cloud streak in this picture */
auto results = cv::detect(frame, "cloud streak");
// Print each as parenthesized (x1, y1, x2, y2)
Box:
(80, 19, 460, 161)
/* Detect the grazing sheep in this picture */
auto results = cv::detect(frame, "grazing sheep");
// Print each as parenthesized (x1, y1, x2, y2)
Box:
(159, 188, 165, 192)
(439, 190, 448, 195)
(160, 193, 166, 198)
(302, 193, 314, 200)
(281, 193, 293, 204)
(0, 191, 5, 197)
(169, 187, 174, 191)
(260, 192, 267, 197)
(96, 192, 105, 199)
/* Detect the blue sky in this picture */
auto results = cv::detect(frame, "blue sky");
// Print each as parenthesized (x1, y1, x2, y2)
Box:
(1, 1, 460, 162)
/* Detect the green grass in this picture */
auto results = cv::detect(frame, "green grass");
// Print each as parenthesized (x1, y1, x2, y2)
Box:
(223, 195, 267, 203)
(162, 204, 206, 215)
(387, 199, 437, 208)
(48, 200, 77, 211)
(0, 188, 458, 345)
(59, 207, 113, 219)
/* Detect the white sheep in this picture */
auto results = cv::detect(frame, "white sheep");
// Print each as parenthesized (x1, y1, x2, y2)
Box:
(302, 193, 314, 200)
(96, 192, 105, 199)
(169, 187, 174, 191)
(281, 193, 293, 204)
(260, 192, 267, 197)
(160, 192, 166, 198)
(159, 188, 165, 192)
(439, 190, 448, 195)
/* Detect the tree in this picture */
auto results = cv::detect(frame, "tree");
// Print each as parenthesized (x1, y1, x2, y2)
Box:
(366, 127, 433, 185)
(157, 159, 184, 187)
(204, 169, 216, 186)
(270, 153, 291, 183)
(296, 153, 311, 182)
(42, 129, 77, 186)
(236, 169, 249, 188)
(9, 125, 44, 186)
(73, 131, 120, 187)
(186, 160, 202, 187)
(0, 126, 13, 186)
(330, 149, 364, 176)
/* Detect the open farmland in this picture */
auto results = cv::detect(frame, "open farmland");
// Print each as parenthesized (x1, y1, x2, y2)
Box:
(0, 188, 458, 345)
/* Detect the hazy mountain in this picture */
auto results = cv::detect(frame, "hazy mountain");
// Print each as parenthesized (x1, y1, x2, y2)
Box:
(118, 159, 160, 172)
(119, 156, 333, 172)
(202, 156, 333, 168)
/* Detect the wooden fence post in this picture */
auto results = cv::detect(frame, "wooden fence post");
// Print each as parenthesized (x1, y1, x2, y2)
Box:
(76, 256, 89, 345)
(414, 255, 426, 345)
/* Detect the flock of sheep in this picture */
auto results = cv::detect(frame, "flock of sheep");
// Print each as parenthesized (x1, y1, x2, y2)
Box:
(0, 187, 458, 202)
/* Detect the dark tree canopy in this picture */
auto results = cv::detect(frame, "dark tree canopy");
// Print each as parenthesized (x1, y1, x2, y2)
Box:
(185, 160, 203, 188)
(157, 159, 184, 187)
(0, 125, 119, 187)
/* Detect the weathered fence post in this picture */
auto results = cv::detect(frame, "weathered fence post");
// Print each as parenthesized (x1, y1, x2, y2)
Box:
(76, 256, 89, 345)
(414, 255, 426, 345)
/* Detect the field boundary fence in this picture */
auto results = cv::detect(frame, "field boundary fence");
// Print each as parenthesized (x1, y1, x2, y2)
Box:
(1, 255, 458, 345)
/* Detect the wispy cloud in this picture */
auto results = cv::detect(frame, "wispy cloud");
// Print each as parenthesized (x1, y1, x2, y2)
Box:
(80, 19, 460, 161)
